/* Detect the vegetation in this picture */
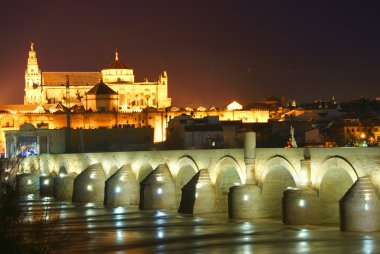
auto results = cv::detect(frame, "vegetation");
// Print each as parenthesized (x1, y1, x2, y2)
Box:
(0, 157, 67, 254)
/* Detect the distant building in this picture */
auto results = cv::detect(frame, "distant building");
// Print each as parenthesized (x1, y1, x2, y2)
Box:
(24, 43, 171, 109)
(166, 115, 243, 149)
(0, 43, 270, 156)
(4, 123, 154, 158)
(342, 119, 380, 146)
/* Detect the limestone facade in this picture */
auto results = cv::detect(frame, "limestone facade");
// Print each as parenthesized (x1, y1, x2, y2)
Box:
(24, 43, 171, 109)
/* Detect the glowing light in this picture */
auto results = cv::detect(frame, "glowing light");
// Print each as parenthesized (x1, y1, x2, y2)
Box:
(226, 101, 243, 111)
(114, 207, 125, 214)
(195, 192, 198, 198)
(156, 176, 163, 182)
(155, 211, 167, 217)
(298, 229, 309, 238)
(115, 186, 121, 193)
(299, 199, 305, 207)
(87, 185, 93, 191)
(365, 204, 369, 211)
(365, 194, 370, 201)
(59, 173, 66, 177)
(43, 179, 49, 185)
(157, 188, 162, 195)
(243, 194, 249, 201)
(116, 230, 124, 240)
(301, 170, 309, 186)
(119, 176, 125, 181)
(157, 229, 164, 239)
(4, 176, 8, 181)
(196, 183, 202, 189)
(241, 222, 252, 230)
(27, 179, 32, 185)
(234, 182, 241, 186)
(90, 173, 96, 179)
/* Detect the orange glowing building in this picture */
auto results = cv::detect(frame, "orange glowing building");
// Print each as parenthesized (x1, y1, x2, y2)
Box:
(0, 43, 270, 156)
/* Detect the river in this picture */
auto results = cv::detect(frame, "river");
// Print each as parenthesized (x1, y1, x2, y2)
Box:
(20, 197, 379, 254)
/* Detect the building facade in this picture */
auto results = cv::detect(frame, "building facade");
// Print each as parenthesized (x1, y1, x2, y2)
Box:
(0, 43, 270, 156)
(24, 43, 171, 110)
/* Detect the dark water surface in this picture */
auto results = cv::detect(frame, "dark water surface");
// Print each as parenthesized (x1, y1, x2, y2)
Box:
(20, 197, 379, 254)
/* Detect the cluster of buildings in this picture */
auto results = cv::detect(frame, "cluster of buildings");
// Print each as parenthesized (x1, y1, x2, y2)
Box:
(0, 43, 269, 157)
(1, 43, 379, 158)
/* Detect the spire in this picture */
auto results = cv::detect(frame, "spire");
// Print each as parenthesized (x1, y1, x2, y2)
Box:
(115, 48, 119, 60)
(24, 41, 42, 104)
(27, 42, 38, 66)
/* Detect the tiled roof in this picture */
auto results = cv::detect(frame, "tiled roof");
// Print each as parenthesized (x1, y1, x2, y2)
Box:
(87, 82, 117, 95)
(103, 59, 129, 70)
(42, 72, 101, 87)
(0, 104, 41, 112)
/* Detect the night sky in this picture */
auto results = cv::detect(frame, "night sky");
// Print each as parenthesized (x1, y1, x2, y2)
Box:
(0, 1, 379, 107)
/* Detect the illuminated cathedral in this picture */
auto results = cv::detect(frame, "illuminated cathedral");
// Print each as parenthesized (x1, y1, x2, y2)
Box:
(0, 43, 269, 156)
(24, 42, 171, 111)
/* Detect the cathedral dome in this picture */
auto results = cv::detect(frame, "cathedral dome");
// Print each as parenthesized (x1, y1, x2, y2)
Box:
(103, 49, 129, 70)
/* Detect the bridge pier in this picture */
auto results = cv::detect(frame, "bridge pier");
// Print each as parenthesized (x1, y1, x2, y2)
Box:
(39, 176, 55, 197)
(104, 165, 140, 207)
(229, 132, 265, 218)
(282, 187, 320, 225)
(228, 184, 263, 218)
(72, 163, 106, 203)
(282, 159, 321, 225)
(179, 169, 216, 214)
(54, 174, 76, 201)
(340, 176, 380, 232)
(16, 173, 40, 196)
(140, 164, 176, 210)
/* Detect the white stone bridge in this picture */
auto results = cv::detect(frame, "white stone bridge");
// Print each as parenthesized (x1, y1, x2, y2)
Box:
(16, 133, 380, 225)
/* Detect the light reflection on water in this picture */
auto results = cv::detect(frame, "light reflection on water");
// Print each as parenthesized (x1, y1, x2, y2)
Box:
(19, 198, 380, 254)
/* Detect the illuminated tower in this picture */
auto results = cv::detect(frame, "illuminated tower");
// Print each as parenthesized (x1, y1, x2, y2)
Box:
(24, 42, 42, 104)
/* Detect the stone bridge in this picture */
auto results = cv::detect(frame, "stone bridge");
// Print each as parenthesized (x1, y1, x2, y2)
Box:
(15, 132, 380, 225)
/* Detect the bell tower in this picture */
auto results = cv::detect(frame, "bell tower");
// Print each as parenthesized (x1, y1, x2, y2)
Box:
(24, 42, 42, 104)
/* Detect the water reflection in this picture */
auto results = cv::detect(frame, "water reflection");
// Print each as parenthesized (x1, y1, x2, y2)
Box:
(18, 197, 380, 254)
(156, 228, 165, 239)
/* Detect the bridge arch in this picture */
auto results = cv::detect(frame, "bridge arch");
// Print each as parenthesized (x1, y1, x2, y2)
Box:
(260, 155, 298, 218)
(315, 156, 358, 189)
(316, 156, 358, 223)
(214, 155, 243, 212)
(261, 155, 300, 185)
(174, 155, 199, 207)
(137, 163, 154, 182)
(175, 155, 199, 187)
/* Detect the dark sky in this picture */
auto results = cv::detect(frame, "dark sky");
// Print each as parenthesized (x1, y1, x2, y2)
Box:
(0, 1, 379, 107)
